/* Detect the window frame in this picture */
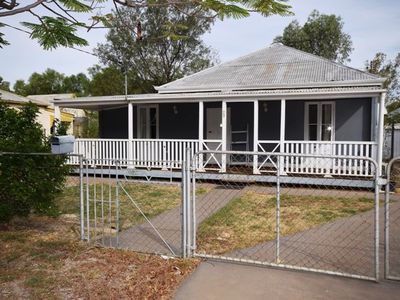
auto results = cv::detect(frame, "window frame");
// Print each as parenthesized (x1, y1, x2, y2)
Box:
(136, 104, 159, 139)
(304, 101, 335, 141)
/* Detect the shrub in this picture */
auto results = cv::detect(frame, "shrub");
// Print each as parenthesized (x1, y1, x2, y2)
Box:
(0, 102, 69, 222)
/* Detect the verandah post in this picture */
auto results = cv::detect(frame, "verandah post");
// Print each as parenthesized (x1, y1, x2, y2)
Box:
(128, 102, 134, 168)
(280, 99, 286, 175)
(221, 100, 227, 173)
(198, 101, 205, 171)
(54, 104, 61, 121)
(253, 100, 260, 174)
(377, 92, 386, 176)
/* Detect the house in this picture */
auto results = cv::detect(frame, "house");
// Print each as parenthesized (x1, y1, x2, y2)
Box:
(27, 94, 86, 136)
(54, 43, 386, 178)
(0, 89, 75, 136)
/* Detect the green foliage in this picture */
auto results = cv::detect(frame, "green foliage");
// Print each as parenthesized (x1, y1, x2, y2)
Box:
(365, 52, 400, 124)
(0, 0, 291, 50)
(59, 73, 90, 97)
(200, 0, 292, 19)
(274, 10, 353, 63)
(22, 17, 88, 50)
(0, 103, 69, 222)
(0, 23, 9, 48)
(0, 76, 10, 91)
(85, 111, 99, 138)
(13, 69, 90, 96)
(88, 65, 153, 95)
(95, 5, 219, 89)
(366, 52, 400, 101)
(58, 0, 92, 12)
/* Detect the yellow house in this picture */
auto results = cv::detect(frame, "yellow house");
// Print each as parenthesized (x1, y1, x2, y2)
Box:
(28, 94, 86, 136)
(0, 89, 74, 136)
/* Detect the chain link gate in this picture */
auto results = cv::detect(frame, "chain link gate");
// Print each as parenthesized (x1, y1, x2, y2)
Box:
(385, 157, 400, 281)
(80, 158, 183, 257)
(183, 150, 381, 281)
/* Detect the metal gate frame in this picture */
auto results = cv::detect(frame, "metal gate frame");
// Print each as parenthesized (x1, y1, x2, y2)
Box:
(385, 156, 400, 281)
(182, 150, 381, 281)
(79, 158, 182, 257)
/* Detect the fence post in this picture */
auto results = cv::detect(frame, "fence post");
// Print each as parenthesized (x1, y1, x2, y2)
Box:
(79, 155, 85, 240)
(85, 160, 90, 241)
(186, 147, 192, 257)
(276, 154, 281, 264)
(192, 156, 197, 256)
(181, 155, 187, 258)
(374, 162, 380, 281)
(385, 165, 390, 279)
(116, 160, 120, 248)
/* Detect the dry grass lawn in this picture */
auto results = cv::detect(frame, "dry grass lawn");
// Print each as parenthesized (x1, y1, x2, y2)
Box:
(197, 191, 375, 254)
(0, 216, 199, 299)
(57, 180, 210, 230)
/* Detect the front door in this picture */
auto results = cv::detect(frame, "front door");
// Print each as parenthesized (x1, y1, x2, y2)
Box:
(137, 105, 158, 139)
(205, 107, 231, 166)
(304, 102, 335, 173)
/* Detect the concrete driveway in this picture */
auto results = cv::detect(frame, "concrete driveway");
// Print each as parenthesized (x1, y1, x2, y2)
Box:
(175, 261, 400, 300)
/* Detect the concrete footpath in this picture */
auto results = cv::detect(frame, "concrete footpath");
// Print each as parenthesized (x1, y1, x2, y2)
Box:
(174, 261, 400, 300)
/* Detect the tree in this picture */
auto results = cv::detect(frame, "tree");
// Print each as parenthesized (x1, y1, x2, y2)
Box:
(13, 68, 90, 96)
(0, 0, 292, 50)
(366, 52, 400, 101)
(96, 5, 219, 91)
(61, 72, 90, 96)
(0, 102, 69, 222)
(366, 52, 400, 125)
(0, 75, 10, 90)
(88, 65, 153, 96)
(274, 10, 353, 63)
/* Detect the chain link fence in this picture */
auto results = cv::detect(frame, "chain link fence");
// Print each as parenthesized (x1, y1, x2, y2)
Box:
(385, 157, 400, 281)
(5, 151, 400, 282)
(184, 151, 380, 281)
(80, 159, 185, 257)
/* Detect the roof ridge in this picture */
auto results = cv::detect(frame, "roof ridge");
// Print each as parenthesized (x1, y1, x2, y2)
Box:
(156, 45, 276, 91)
(157, 43, 385, 93)
(276, 44, 383, 80)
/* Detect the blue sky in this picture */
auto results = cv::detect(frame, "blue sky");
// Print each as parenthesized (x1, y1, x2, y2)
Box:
(1, 0, 399, 87)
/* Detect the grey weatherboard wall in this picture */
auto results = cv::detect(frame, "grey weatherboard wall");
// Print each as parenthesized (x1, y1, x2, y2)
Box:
(98, 98, 372, 142)
(335, 98, 371, 141)
(159, 103, 198, 139)
(99, 107, 136, 139)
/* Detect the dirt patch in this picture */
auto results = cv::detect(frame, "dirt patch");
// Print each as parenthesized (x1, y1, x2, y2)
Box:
(0, 216, 199, 299)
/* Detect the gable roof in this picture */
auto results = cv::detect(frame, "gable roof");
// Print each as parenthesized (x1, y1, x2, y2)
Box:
(0, 89, 48, 107)
(156, 43, 384, 94)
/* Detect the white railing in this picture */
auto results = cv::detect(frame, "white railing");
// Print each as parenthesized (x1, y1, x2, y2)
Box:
(256, 140, 377, 176)
(133, 139, 199, 169)
(70, 138, 200, 169)
(256, 140, 281, 172)
(201, 139, 223, 170)
(69, 139, 129, 166)
(70, 138, 378, 176)
(282, 141, 377, 176)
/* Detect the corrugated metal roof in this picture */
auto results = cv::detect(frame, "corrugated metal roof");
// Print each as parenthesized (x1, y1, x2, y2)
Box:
(156, 44, 384, 93)
(0, 89, 48, 106)
(28, 93, 75, 106)
(54, 86, 384, 109)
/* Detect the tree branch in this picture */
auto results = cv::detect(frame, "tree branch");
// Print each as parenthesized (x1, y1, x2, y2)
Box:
(0, 0, 45, 17)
